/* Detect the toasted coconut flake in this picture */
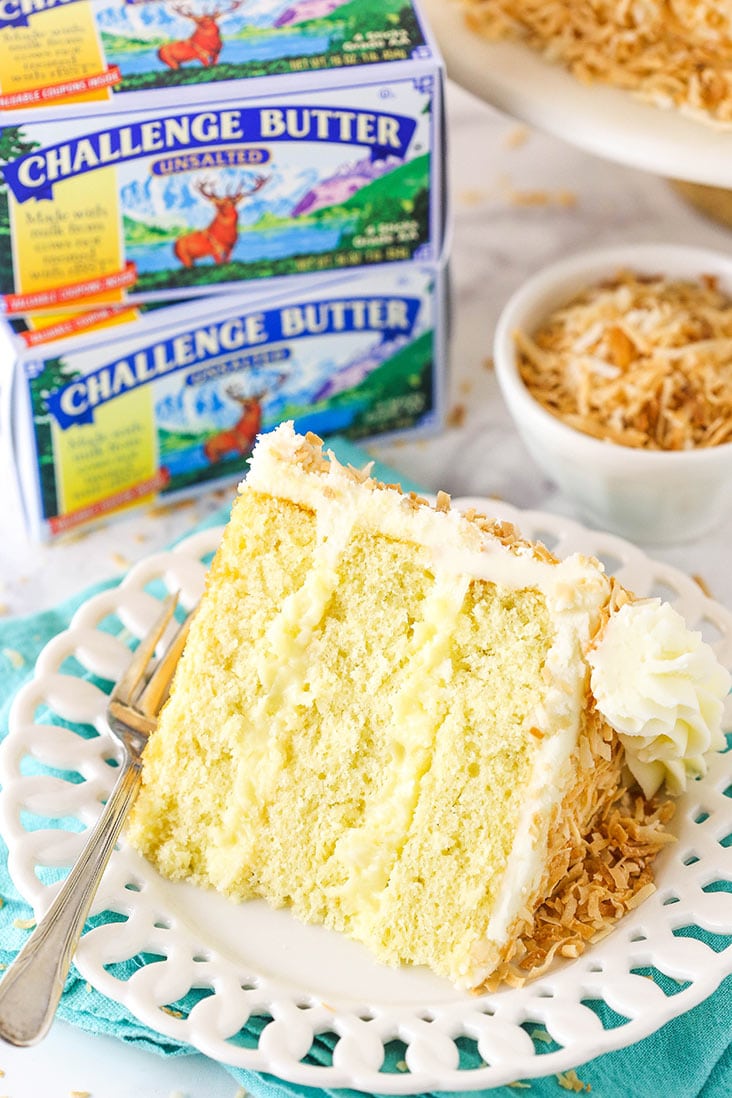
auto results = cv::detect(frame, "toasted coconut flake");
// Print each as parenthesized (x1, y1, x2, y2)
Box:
(2, 648, 25, 670)
(505, 124, 530, 148)
(13, 917, 36, 930)
(291, 429, 566, 566)
(481, 709, 675, 991)
(463, 1, 732, 126)
(514, 271, 732, 450)
(507, 187, 577, 208)
(692, 573, 714, 598)
(557, 1069, 591, 1092)
(529, 1027, 552, 1044)
(447, 403, 467, 428)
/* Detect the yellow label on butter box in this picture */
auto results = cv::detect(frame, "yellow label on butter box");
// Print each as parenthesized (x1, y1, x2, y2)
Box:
(10, 166, 126, 304)
(0, 2, 114, 110)
(51, 382, 156, 516)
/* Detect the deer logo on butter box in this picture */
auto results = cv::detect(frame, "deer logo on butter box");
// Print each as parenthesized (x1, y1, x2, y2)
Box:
(156, 1, 245, 71)
(173, 174, 270, 266)
(0, 80, 439, 311)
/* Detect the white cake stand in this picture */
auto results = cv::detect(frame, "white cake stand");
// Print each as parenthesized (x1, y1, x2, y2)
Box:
(421, 0, 732, 189)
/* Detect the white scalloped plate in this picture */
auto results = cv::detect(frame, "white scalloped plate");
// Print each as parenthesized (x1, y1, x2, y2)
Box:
(421, 0, 732, 188)
(2, 501, 732, 1094)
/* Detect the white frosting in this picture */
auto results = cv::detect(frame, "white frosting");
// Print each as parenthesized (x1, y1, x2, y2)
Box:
(244, 423, 610, 605)
(588, 600, 731, 798)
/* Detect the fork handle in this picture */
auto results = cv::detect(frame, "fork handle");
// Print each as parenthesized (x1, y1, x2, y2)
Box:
(0, 760, 142, 1047)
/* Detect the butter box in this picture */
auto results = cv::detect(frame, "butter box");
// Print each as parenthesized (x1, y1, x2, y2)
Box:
(0, 0, 437, 117)
(0, 74, 443, 312)
(6, 261, 447, 539)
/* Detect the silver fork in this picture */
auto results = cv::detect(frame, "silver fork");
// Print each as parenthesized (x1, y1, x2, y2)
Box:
(0, 593, 192, 1048)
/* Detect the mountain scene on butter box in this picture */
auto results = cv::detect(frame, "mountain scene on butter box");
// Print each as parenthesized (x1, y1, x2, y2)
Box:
(119, 152, 424, 287)
(154, 324, 435, 491)
(96, 0, 427, 89)
(124, 156, 430, 292)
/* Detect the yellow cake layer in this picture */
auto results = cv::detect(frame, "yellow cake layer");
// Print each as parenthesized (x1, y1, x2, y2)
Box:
(127, 424, 623, 988)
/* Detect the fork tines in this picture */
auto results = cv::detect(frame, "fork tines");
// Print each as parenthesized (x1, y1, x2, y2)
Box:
(111, 593, 191, 717)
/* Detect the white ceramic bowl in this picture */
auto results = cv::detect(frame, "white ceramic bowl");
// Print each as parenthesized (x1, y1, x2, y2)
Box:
(494, 243, 732, 545)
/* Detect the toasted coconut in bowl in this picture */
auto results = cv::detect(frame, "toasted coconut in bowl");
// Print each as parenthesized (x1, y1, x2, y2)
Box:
(494, 244, 732, 544)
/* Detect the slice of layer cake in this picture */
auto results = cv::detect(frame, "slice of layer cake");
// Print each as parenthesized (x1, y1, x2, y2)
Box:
(127, 423, 730, 989)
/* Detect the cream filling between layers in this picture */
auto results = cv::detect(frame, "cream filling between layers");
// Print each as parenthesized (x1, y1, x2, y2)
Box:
(242, 424, 612, 976)
(329, 570, 472, 918)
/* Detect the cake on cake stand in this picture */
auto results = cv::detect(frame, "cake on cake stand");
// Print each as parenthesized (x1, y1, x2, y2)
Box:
(421, 0, 732, 219)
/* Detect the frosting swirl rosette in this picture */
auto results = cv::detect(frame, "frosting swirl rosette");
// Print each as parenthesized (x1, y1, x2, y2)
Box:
(588, 599, 731, 798)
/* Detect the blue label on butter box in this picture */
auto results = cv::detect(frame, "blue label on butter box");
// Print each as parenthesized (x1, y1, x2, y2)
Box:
(5, 106, 417, 201)
(46, 294, 422, 428)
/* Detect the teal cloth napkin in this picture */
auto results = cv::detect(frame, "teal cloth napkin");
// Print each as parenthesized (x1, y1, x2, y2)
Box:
(1, 437, 731, 1097)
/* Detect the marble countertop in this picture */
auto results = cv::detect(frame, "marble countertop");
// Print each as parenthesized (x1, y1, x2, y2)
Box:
(2, 81, 732, 1097)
